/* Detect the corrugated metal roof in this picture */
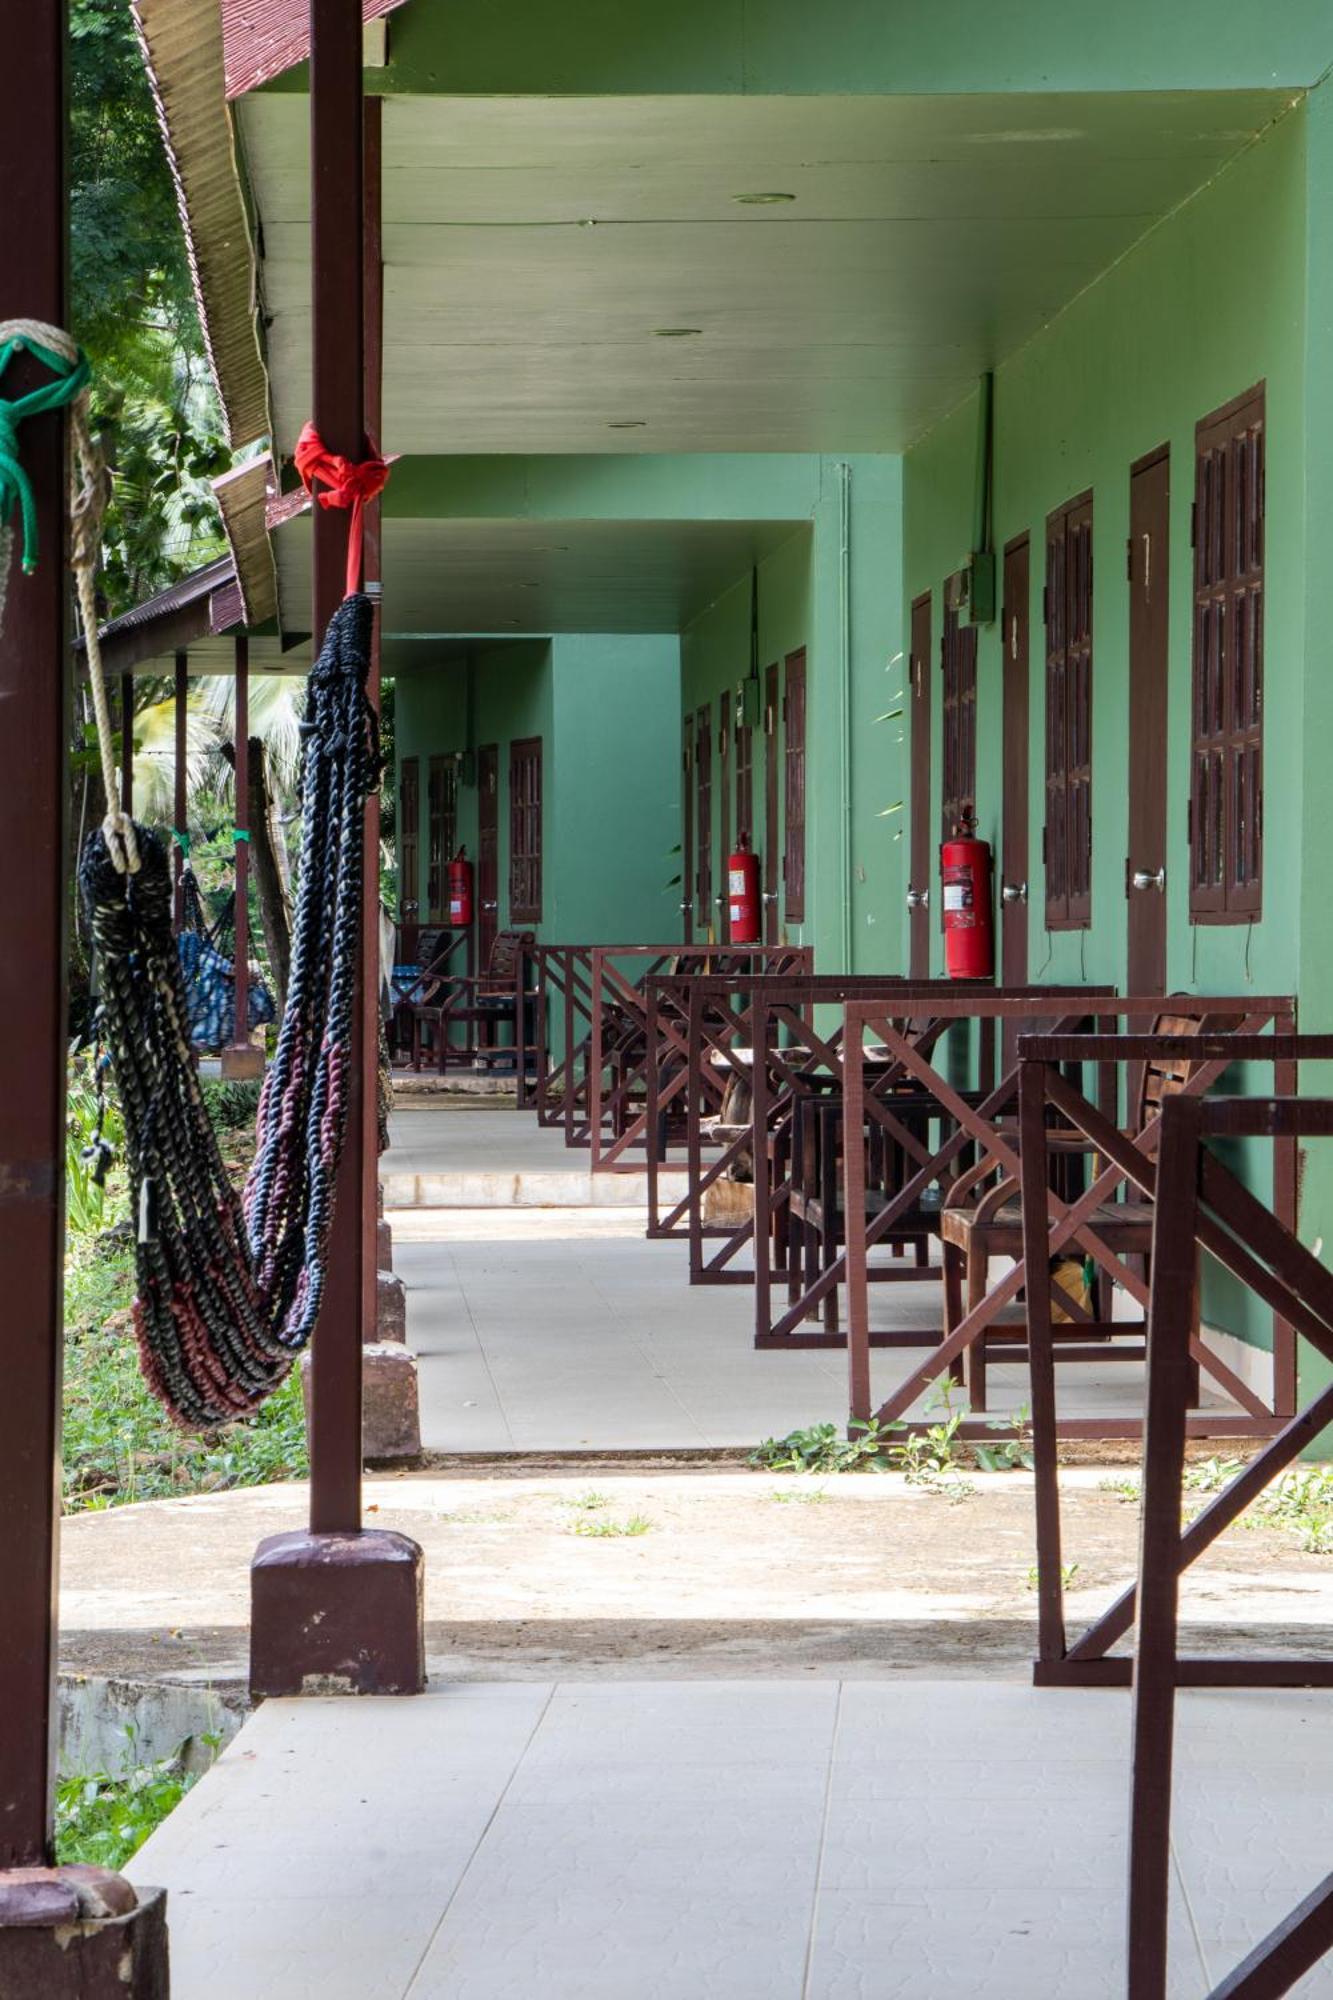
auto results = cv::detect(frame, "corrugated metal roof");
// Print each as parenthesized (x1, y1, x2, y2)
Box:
(133, 0, 271, 449)
(222, 0, 408, 100)
(96, 557, 237, 641)
(213, 456, 279, 624)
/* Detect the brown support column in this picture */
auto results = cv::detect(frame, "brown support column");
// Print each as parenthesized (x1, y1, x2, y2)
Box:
(0, 0, 68, 1878)
(172, 649, 188, 932)
(250, 9, 423, 1698)
(221, 636, 262, 1080)
(0, 3, 170, 1986)
(119, 672, 133, 816)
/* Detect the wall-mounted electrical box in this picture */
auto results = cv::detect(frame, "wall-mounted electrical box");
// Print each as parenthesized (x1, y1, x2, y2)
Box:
(960, 549, 996, 626)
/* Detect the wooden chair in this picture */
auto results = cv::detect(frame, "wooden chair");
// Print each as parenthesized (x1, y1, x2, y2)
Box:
(394, 927, 465, 1068)
(939, 1010, 1240, 1409)
(441, 928, 538, 1076)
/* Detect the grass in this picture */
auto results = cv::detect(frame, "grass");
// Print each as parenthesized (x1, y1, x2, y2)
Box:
(55, 1753, 208, 1871)
(61, 1063, 307, 1513)
(1097, 1457, 1333, 1555)
(571, 1515, 652, 1539)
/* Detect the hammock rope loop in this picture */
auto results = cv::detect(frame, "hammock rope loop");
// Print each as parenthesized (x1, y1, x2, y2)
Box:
(81, 593, 378, 1428)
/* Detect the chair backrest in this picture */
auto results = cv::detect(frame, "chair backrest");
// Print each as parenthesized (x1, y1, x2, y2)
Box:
(1134, 1007, 1245, 1133)
(481, 928, 534, 993)
(414, 927, 448, 974)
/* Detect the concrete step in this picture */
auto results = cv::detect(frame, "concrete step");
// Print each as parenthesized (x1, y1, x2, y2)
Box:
(379, 1165, 689, 1209)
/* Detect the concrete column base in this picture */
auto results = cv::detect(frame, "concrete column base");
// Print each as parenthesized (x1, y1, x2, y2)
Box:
(376, 1269, 407, 1342)
(0, 1872, 168, 1998)
(377, 1215, 393, 1271)
(250, 1528, 425, 1698)
(297, 1338, 421, 1463)
(219, 1043, 265, 1082)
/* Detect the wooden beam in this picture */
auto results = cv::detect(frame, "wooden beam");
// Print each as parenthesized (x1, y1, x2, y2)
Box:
(0, 0, 69, 1869)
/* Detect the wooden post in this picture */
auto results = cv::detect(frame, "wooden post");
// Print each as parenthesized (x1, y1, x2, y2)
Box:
(172, 649, 188, 933)
(0, 0, 69, 1873)
(221, 634, 262, 1080)
(119, 672, 133, 816)
(250, 3, 424, 1699)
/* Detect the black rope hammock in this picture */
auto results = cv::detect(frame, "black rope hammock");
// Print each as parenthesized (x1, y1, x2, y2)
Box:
(79, 594, 379, 1429)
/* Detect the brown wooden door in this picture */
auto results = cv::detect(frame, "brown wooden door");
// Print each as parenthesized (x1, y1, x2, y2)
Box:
(764, 662, 779, 944)
(477, 742, 499, 966)
(1127, 448, 1170, 996)
(908, 594, 932, 977)
(717, 692, 731, 940)
(783, 648, 807, 923)
(695, 709, 712, 935)
(680, 716, 694, 944)
(1000, 539, 1030, 988)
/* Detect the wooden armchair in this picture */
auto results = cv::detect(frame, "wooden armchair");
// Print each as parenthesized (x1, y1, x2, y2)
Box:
(441, 928, 538, 1076)
(398, 927, 468, 1070)
(939, 1010, 1240, 1409)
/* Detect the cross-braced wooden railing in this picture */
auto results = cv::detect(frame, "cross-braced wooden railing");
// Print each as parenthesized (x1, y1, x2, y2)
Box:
(528, 945, 807, 1158)
(1083, 1079, 1333, 2000)
(842, 996, 1295, 1440)
(658, 973, 926, 1277)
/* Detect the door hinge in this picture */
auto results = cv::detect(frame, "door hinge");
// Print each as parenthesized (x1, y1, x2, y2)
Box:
(1186, 798, 1193, 846)
(1190, 500, 1197, 550)
(1041, 825, 1048, 863)
(1042, 585, 1050, 625)
(1126, 537, 1133, 583)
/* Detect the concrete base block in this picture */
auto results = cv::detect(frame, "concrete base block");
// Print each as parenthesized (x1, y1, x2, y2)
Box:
(219, 1043, 265, 1082)
(250, 1528, 425, 1698)
(0, 1878, 168, 1998)
(376, 1268, 406, 1342)
(297, 1341, 421, 1462)
(361, 1342, 422, 1460)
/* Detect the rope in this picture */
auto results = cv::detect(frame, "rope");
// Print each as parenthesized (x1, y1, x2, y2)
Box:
(294, 422, 389, 598)
(81, 594, 382, 1427)
(0, 319, 136, 875)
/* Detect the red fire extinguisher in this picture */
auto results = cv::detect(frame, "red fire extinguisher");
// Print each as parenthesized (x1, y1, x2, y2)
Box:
(941, 814, 994, 980)
(448, 847, 474, 929)
(727, 831, 761, 945)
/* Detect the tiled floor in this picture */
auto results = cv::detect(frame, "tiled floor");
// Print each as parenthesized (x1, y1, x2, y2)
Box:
(129, 1680, 1333, 1999)
(398, 1208, 1246, 1454)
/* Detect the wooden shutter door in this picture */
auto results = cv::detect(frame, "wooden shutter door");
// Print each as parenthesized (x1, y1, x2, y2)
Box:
(783, 648, 806, 923)
(399, 756, 420, 947)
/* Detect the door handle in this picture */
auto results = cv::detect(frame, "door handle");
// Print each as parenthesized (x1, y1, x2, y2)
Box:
(1001, 880, 1028, 905)
(483, 899, 498, 911)
(906, 887, 929, 910)
(761, 891, 779, 904)
(1131, 866, 1166, 893)
(679, 901, 692, 912)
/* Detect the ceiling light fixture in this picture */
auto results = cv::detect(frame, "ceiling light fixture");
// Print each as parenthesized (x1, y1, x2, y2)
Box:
(653, 327, 703, 337)
(608, 419, 647, 430)
(732, 191, 796, 205)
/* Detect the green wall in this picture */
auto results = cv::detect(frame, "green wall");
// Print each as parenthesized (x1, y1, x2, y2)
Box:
(903, 103, 1307, 999)
(902, 102, 1310, 1359)
(395, 632, 680, 946)
(549, 633, 681, 941)
(680, 456, 904, 971)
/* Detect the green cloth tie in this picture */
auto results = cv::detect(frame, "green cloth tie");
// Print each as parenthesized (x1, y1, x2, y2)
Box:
(0, 333, 92, 575)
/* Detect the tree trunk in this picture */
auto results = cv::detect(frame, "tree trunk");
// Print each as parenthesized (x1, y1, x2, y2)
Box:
(247, 736, 292, 1011)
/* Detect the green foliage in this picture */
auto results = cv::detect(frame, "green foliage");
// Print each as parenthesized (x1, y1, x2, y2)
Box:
(749, 1418, 898, 1475)
(56, 1727, 218, 1870)
(1026, 1561, 1081, 1592)
(198, 1077, 264, 1134)
(564, 1489, 612, 1512)
(66, 1049, 125, 1238)
(769, 1486, 831, 1505)
(1255, 1466, 1333, 1554)
(1183, 1455, 1244, 1494)
(972, 1402, 1036, 1474)
(70, 0, 229, 617)
(571, 1515, 653, 1539)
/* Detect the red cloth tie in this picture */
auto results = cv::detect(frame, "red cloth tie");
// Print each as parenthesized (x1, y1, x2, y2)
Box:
(294, 421, 390, 598)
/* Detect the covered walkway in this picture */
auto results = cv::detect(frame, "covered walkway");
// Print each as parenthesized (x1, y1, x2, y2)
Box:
(129, 1680, 1333, 1999)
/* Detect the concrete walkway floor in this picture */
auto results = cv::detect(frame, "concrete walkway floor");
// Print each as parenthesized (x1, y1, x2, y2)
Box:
(389, 1205, 1243, 1457)
(128, 1678, 1333, 1999)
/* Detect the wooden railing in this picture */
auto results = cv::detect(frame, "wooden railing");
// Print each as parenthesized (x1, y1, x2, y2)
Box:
(841, 996, 1295, 1440)
(528, 944, 809, 1164)
(1082, 1077, 1333, 1998)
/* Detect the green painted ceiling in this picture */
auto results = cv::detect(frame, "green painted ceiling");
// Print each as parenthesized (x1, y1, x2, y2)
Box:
(273, 516, 807, 651)
(238, 88, 1294, 458)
